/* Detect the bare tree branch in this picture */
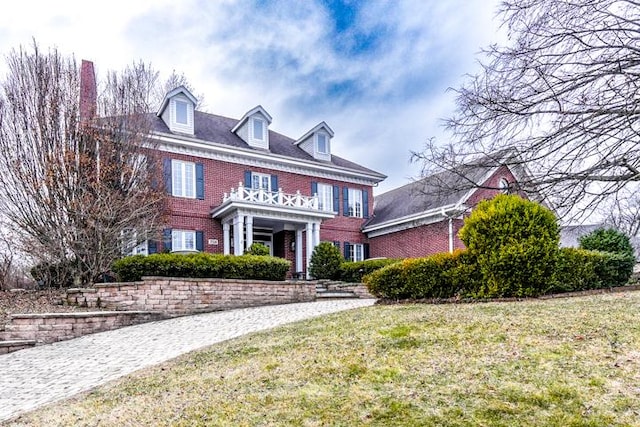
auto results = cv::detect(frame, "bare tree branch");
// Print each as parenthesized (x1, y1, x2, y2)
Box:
(415, 0, 640, 221)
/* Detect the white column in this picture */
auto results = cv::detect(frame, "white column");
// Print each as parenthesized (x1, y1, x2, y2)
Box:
(305, 222, 313, 279)
(246, 215, 254, 249)
(233, 215, 245, 256)
(223, 223, 231, 255)
(295, 227, 304, 276)
(312, 222, 321, 249)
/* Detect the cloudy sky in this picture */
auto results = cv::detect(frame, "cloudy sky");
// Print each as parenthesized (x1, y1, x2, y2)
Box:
(0, 0, 503, 194)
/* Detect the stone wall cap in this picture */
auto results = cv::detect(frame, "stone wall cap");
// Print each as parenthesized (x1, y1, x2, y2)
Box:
(9, 311, 163, 319)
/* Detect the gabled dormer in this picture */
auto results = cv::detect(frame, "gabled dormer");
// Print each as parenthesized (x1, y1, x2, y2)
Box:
(157, 86, 197, 135)
(294, 122, 334, 161)
(231, 106, 273, 150)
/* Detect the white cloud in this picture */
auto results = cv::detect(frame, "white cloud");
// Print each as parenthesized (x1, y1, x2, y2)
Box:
(0, 0, 504, 195)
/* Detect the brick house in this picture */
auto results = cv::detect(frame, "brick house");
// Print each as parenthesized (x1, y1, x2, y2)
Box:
(362, 164, 520, 259)
(80, 61, 529, 275)
(79, 63, 387, 277)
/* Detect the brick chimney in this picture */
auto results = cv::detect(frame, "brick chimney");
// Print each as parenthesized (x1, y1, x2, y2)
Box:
(79, 60, 97, 124)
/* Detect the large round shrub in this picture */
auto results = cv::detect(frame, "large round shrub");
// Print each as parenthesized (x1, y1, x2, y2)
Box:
(459, 194, 559, 297)
(579, 227, 635, 258)
(309, 242, 343, 280)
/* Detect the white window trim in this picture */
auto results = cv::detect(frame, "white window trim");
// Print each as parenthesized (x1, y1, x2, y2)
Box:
(252, 117, 265, 141)
(499, 178, 510, 194)
(348, 188, 363, 218)
(251, 172, 271, 192)
(175, 100, 188, 125)
(349, 243, 364, 262)
(317, 183, 333, 212)
(316, 132, 329, 155)
(172, 230, 196, 252)
(172, 159, 196, 199)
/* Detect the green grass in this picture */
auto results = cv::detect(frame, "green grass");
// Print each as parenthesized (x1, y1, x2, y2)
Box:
(9, 292, 640, 426)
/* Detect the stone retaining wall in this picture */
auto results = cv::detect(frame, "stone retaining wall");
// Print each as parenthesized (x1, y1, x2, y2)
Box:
(1, 311, 165, 345)
(65, 277, 317, 315)
(325, 282, 375, 299)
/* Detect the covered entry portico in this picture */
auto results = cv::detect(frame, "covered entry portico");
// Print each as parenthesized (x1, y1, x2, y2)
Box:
(211, 184, 335, 278)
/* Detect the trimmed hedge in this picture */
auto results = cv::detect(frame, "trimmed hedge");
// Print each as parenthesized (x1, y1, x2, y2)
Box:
(459, 194, 560, 298)
(112, 253, 291, 282)
(365, 246, 634, 301)
(339, 258, 400, 283)
(364, 250, 479, 299)
(551, 247, 602, 293)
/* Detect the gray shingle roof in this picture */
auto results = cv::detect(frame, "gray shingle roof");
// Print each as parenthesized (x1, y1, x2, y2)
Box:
(150, 111, 384, 177)
(366, 164, 493, 228)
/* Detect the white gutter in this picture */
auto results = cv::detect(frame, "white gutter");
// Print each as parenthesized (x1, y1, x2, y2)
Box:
(362, 203, 459, 234)
(149, 131, 387, 184)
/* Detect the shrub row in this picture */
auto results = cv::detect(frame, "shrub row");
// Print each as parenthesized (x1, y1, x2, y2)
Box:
(552, 247, 635, 293)
(364, 251, 481, 300)
(338, 258, 400, 283)
(364, 248, 634, 300)
(112, 253, 291, 282)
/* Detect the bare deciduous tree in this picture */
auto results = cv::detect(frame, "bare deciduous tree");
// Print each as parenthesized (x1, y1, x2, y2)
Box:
(0, 42, 168, 286)
(413, 0, 640, 220)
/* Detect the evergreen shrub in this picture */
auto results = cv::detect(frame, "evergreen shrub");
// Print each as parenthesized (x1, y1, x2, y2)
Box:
(112, 252, 290, 282)
(245, 242, 270, 256)
(579, 227, 635, 258)
(339, 258, 400, 283)
(459, 194, 559, 297)
(551, 247, 602, 293)
(309, 242, 343, 280)
(364, 251, 475, 299)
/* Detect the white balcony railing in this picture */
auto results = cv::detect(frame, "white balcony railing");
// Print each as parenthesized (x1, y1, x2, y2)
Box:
(223, 183, 320, 210)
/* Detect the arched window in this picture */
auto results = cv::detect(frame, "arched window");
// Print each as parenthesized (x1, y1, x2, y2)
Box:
(499, 178, 510, 194)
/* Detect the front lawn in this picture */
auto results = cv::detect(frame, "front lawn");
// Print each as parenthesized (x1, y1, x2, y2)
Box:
(9, 292, 640, 426)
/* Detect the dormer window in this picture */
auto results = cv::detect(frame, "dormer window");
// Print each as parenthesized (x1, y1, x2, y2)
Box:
(232, 106, 272, 150)
(294, 122, 334, 161)
(252, 118, 265, 141)
(317, 133, 329, 154)
(175, 100, 188, 125)
(157, 86, 197, 136)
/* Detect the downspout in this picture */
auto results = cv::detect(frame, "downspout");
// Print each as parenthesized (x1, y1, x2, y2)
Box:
(448, 216, 454, 253)
(441, 208, 455, 254)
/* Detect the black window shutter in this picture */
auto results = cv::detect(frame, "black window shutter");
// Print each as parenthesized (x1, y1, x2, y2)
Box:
(148, 240, 158, 254)
(163, 159, 172, 194)
(195, 163, 204, 200)
(343, 187, 349, 216)
(311, 181, 318, 196)
(196, 231, 204, 252)
(244, 170, 252, 187)
(362, 189, 369, 219)
(163, 228, 172, 252)
(363, 243, 370, 260)
(344, 242, 351, 261)
(271, 175, 279, 192)
(333, 185, 340, 214)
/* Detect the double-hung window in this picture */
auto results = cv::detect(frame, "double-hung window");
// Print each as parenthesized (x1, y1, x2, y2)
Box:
(172, 230, 196, 252)
(175, 100, 188, 125)
(349, 243, 364, 262)
(172, 160, 196, 198)
(316, 133, 328, 154)
(348, 188, 363, 218)
(252, 118, 265, 141)
(317, 183, 333, 212)
(251, 172, 271, 192)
